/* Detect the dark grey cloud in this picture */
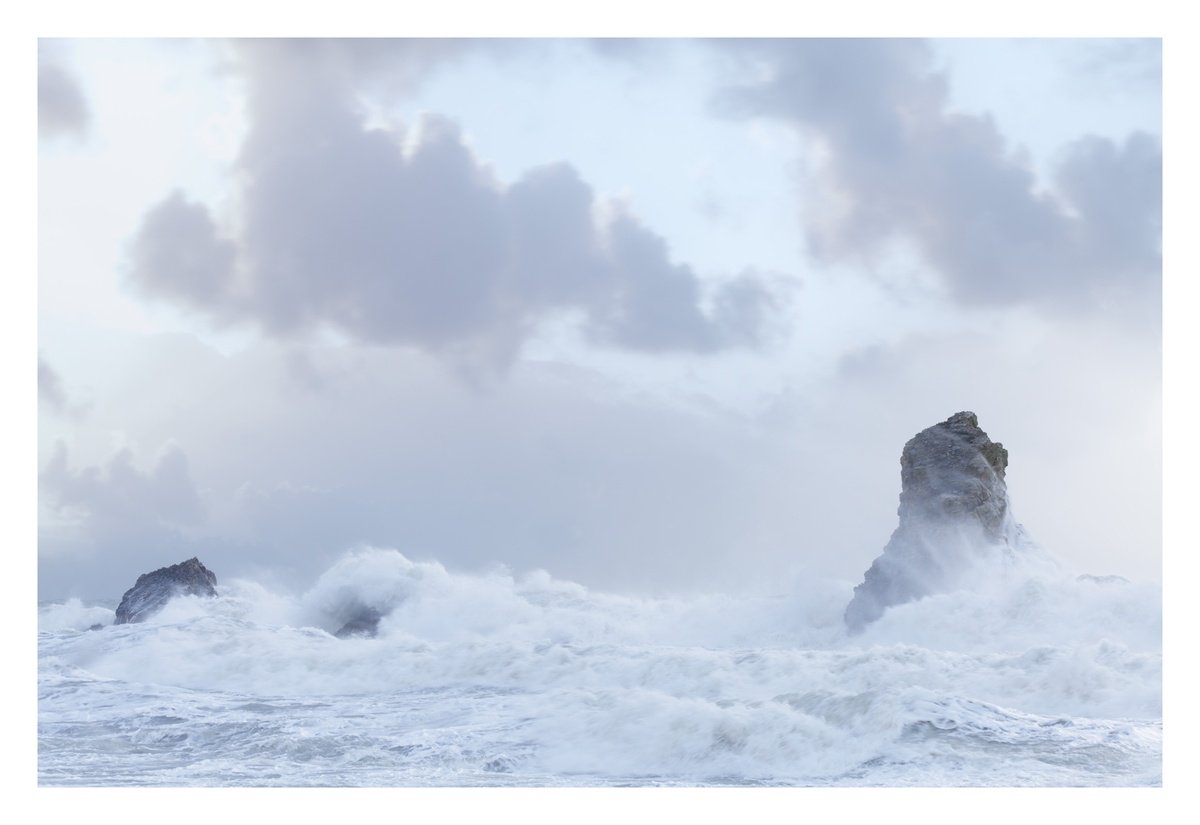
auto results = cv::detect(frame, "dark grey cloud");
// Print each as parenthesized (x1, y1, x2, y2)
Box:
(711, 38, 1161, 317)
(38, 54, 90, 140)
(128, 40, 776, 373)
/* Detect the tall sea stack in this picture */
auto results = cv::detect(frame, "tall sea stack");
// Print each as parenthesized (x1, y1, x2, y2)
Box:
(844, 412, 1032, 632)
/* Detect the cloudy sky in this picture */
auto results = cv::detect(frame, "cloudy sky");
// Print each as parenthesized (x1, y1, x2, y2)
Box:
(35, 35, 1162, 601)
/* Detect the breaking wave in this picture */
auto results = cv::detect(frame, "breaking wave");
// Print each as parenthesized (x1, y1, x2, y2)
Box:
(38, 547, 1161, 786)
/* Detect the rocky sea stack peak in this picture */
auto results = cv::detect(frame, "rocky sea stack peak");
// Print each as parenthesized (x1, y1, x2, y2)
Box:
(114, 557, 218, 624)
(844, 411, 1031, 632)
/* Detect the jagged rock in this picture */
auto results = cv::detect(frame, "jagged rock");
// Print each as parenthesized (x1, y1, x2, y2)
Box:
(114, 557, 218, 624)
(845, 412, 1032, 632)
(334, 608, 382, 639)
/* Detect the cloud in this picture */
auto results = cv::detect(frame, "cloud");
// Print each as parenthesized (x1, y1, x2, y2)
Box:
(35, 312, 1161, 602)
(1073, 39, 1161, 90)
(127, 40, 778, 375)
(711, 39, 1161, 317)
(128, 191, 240, 315)
(228, 37, 481, 101)
(1053, 132, 1162, 287)
(38, 354, 90, 419)
(38, 54, 90, 140)
(38, 355, 68, 412)
(35, 338, 812, 600)
(40, 442, 205, 545)
(38, 440, 229, 600)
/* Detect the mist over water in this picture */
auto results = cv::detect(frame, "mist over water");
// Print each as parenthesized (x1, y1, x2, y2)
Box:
(38, 547, 1161, 786)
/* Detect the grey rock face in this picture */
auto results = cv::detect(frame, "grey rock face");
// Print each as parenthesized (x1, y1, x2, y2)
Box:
(844, 412, 1031, 632)
(114, 557, 218, 624)
(1077, 574, 1129, 585)
(334, 608, 383, 639)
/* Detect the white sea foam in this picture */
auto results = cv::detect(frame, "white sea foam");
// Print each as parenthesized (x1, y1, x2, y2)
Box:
(37, 547, 1161, 786)
(37, 598, 114, 632)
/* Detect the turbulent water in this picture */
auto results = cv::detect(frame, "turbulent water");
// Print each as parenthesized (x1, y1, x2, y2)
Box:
(38, 548, 1161, 787)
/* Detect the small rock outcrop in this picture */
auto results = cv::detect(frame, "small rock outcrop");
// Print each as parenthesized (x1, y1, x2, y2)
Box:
(1077, 574, 1129, 585)
(334, 608, 383, 639)
(114, 557, 218, 624)
(845, 412, 1032, 632)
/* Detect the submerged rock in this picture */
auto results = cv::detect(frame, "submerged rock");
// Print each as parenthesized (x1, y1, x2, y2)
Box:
(844, 412, 1033, 632)
(334, 608, 382, 639)
(1077, 574, 1130, 585)
(113, 557, 218, 624)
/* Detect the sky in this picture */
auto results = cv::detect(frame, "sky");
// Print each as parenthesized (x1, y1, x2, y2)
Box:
(34, 34, 1163, 602)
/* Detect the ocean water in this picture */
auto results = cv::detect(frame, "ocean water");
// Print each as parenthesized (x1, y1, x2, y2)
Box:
(37, 549, 1161, 787)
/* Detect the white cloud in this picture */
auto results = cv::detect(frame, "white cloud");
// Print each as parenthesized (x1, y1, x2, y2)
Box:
(126, 40, 780, 376)
(711, 39, 1161, 318)
(37, 355, 70, 413)
(38, 50, 90, 140)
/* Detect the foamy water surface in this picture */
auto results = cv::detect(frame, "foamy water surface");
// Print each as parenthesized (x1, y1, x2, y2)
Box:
(38, 549, 1162, 786)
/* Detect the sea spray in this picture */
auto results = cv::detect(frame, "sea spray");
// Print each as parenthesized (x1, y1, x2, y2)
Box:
(845, 412, 1048, 631)
(39, 547, 1161, 786)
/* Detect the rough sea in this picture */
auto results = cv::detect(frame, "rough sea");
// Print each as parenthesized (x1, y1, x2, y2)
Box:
(37, 548, 1161, 787)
